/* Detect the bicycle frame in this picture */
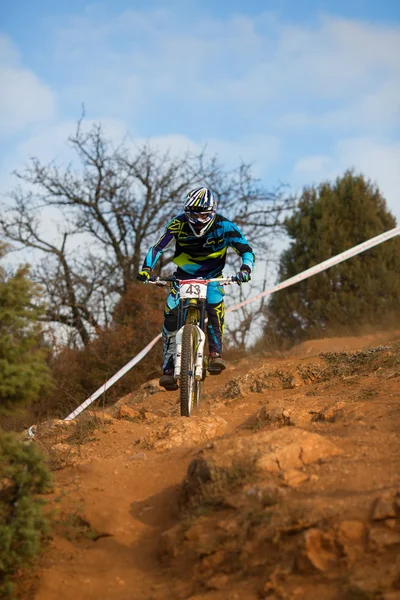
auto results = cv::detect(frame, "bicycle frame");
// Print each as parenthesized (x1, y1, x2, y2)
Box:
(174, 283, 207, 381)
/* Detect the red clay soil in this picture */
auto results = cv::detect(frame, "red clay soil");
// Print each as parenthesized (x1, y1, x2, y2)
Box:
(27, 330, 400, 600)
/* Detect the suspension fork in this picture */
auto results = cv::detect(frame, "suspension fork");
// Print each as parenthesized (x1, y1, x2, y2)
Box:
(174, 298, 207, 380)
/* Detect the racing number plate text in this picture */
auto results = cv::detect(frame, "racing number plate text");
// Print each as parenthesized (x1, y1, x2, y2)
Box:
(179, 282, 208, 300)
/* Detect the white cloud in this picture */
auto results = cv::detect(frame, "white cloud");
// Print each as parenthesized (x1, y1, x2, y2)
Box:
(17, 117, 129, 163)
(0, 35, 56, 137)
(277, 16, 400, 96)
(128, 132, 282, 177)
(281, 79, 400, 132)
(202, 135, 282, 177)
(293, 137, 400, 222)
(0, 117, 131, 197)
(48, 10, 400, 140)
(295, 155, 333, 173)
(1, 9, 399, 232)
(125, 133, 197, 158)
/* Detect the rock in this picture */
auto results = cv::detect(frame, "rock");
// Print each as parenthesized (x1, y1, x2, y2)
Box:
(182, 428, 341, 485)
(276, 369, 302, 389)
(141, 379, 165, 395)
(94, 413, 115, 424)
(113, 392, 135, 408)
(53, 442, 77, 454)
(337, 520, 365, 543)
(151, 409, 170, 418)
(336, 521, 366, 562)
(284, 408, 313, 428)
(301, 528, 339, 572)
(48, 442, 78, 468)
(372, 494, 396, 521)
(128, 452, 149, 461)
(246, 404, 313, 430)
(368, 527, 400, 550)
(116, 405, 141, 420)
(282, 469, 309, 487)
(300, 432, 342, 465)
(116, 404, 165, 422)
(216, 517, 239, 535)
(35, 419, 77, 440)
(265, 406, 291, 426)
(311, 402, 346, 423)
(146, 416, 228, 452)
(207, 574, 229, 590)
(142, 411, 160, 424)
(263, 565, 291, 598)
(244, 483, 282, 506)
(250, 405, 292, 428)
(186, 457, 213, 485)
(256, 429, 342, 473)
(222, 378, 244, 399)
(113, 380, 164, 417)
(158, 525, 182, 562)
(347, 579, 383, 599)
(201, 552, 227, 573)
(184, 518, 218, 554)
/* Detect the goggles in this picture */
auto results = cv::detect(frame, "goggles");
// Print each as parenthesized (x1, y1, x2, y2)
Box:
(186, 211, 213, 224)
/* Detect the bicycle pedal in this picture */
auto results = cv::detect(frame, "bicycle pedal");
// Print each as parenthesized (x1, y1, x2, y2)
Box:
(164, 383, 179, 391)
(208, 365, 223, 375)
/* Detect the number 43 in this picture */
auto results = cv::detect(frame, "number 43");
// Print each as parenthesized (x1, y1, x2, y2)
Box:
(186, 284, 200, 296)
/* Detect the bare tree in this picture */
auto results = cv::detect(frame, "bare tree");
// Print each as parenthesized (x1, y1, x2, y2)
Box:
(0, 118, 293, 347)
(225, 253, 277, 352)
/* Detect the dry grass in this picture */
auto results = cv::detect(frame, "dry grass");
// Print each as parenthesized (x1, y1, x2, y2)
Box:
(180, 457, 260, 517)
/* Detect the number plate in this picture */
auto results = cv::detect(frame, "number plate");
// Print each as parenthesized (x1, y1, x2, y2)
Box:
(179, 282, 207, 300)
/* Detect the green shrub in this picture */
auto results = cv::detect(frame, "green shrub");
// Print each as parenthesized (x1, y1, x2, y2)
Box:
(0, 432, 52, 598)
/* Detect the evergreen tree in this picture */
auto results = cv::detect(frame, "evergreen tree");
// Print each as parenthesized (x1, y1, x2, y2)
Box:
(264, 170, 400, 345)
(0, 244, 53, 414)
(0, 432, 51, 598)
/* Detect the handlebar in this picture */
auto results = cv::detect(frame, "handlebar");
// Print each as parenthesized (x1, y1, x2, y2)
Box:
(148, 275, 238, 286)
(149, 275, 177, 283)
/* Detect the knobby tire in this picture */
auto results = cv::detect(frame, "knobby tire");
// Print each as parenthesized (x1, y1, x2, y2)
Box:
(180, 324, 202, 417)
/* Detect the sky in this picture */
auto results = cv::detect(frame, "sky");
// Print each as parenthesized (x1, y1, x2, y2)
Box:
(1, 0, 400, 226)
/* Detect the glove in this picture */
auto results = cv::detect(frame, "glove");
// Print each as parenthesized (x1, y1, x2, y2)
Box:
(136, 267, 151, 283)
(236, 265, 251, 286)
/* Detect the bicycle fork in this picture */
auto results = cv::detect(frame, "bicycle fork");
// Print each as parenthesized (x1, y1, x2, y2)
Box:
(174, 325, 206, 381)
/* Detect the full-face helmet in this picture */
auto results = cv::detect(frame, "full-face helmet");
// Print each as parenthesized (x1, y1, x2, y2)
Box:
(183, 187, 217, 237)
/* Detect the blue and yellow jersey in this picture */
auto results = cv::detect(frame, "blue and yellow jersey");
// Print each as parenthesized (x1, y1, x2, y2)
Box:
(143, 213, 255, 279)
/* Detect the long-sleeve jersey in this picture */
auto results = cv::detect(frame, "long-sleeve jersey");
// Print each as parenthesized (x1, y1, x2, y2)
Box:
(142, 213, 255, 279)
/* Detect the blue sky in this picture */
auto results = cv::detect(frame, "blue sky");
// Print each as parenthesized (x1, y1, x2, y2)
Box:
(1, 0, 400, 222)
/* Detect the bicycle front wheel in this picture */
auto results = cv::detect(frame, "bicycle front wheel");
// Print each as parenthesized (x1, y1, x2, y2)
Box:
(180, 324, 200, 417)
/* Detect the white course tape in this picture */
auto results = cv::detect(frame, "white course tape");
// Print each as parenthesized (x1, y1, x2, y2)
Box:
(64, 333, 161, 421)
(64, 226, 400, 421)
(227, 225, 400, 313)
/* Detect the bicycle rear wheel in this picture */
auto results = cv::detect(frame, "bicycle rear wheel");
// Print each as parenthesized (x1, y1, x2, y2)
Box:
(180, 324, 200, 417)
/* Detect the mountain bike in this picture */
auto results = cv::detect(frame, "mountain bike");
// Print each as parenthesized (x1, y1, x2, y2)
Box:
(149, 275, 237, 417)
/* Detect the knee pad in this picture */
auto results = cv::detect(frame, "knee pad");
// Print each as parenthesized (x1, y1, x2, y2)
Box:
(164, 308, 178, 332)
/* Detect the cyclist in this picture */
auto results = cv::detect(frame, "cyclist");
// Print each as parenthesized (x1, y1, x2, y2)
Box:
(137, 187, 255, 390)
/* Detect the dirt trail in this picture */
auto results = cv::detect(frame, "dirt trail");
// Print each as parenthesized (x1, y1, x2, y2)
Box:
(31, 330, 400, 600)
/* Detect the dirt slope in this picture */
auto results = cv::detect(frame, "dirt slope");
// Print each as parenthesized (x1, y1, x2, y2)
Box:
(30, 331, 400, 600)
